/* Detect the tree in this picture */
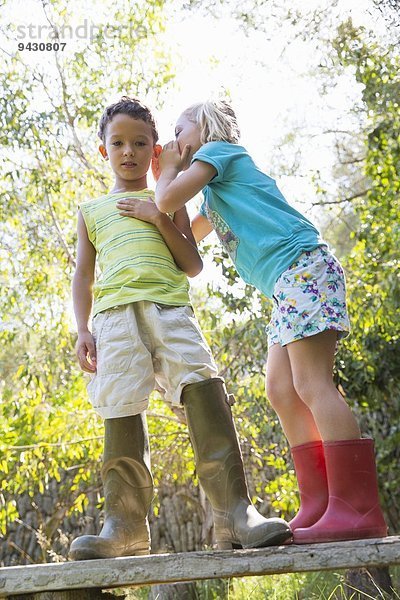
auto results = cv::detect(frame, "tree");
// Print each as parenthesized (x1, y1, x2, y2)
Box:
(331, 19, 400, 531)
(1, 7, 399, 596)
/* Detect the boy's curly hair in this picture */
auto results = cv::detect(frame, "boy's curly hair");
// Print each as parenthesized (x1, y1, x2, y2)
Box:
(98, 96, 158, 144)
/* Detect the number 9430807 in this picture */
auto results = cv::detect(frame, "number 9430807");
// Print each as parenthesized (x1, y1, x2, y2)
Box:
(18, 42, 66, 51)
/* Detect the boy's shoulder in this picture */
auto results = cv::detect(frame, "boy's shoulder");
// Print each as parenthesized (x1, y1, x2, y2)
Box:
(80, 193, 110, 209)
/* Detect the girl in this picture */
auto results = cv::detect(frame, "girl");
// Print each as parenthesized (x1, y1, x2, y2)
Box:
(154, 100, 387, 544)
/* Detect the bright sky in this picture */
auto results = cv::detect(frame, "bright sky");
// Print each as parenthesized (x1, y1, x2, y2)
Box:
(1, 0, 389, 292)
(2, 0, 385, 196)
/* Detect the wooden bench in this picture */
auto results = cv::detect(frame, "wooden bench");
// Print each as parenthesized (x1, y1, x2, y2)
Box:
(1, 536, 399, 599)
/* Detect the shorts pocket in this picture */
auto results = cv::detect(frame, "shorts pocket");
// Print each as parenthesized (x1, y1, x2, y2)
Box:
(156, 304, 199, 334)
(171, 305, 204, 338)
(156, 304, 214, 366)
(279, 260, 320, 301)
(91, 310, 109, 344)
(96, 308, 134, 375)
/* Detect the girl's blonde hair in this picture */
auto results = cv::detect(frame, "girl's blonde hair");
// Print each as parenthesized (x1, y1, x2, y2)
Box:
(183, 100, 240, 144)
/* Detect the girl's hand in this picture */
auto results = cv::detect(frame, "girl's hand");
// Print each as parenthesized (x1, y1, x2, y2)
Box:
(159, 140, 191, 173)
(76, 331, 97, 373)
(116, 197, 161, 225)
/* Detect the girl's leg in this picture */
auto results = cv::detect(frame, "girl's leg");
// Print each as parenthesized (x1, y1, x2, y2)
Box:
(285, 331, 386, 543)
(266, 343, 329, 530)
(286, 330, 360, 441)
(265, 343, 321, 447)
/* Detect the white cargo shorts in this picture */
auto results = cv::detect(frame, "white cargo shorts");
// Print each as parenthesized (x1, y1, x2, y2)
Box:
(87, 301, 218, 419)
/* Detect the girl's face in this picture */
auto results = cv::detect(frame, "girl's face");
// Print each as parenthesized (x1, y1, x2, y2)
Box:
(174, 113, 202, 158)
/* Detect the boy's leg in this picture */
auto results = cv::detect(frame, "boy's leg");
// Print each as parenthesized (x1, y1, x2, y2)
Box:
(69, 413, 153, 560)
(182, 378, 292, 548)
(151, 304, 291, 548)
(70, 304, 156, 560)
(86, 304, 155, 420)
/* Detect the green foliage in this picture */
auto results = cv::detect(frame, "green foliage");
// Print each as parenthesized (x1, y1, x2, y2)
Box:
(1, 0, 399, 568)
(329, 21, 400, 530)
(227, 568, 400, 599)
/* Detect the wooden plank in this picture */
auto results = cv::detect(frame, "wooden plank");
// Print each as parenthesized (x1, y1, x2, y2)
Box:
(7, 592, 114, 600)
(1, 536, 399, 598)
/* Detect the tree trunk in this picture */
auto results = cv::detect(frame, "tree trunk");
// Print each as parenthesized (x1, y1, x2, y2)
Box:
(344, 566, 394, 598)
(148, 582, 199, 599)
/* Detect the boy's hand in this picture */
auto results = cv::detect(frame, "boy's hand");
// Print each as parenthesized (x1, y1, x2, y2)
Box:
(76, 331, 97, 373)
(159, 140, 191, 172)
(117, 197, 163, 225)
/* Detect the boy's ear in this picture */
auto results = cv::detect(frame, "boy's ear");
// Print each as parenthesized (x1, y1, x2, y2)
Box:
(99, 144, 108, 160)
(151, 144, 162, 181)
(153, 144, 162, 158)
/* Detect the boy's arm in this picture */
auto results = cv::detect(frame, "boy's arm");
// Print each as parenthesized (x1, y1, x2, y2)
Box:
(116, 198, 203, 278)
(72, 210, 97, 372)
(191, 212, 213, 242)
(155, 141, 216, 213)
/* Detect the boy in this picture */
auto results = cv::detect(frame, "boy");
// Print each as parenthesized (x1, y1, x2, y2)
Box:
(69, 97, 291, 560)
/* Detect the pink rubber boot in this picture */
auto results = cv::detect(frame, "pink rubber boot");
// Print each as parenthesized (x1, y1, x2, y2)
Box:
(294, 438, 388, 544)
(289, 441, 329, 531)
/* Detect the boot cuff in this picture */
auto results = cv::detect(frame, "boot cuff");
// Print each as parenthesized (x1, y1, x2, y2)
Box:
(323, 438, 373, 449)
(291, 440, 323, 453)
(182, 377, 226, 399)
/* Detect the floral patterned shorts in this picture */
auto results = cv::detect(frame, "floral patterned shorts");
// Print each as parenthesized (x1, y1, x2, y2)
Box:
(267, 246, 350, 347)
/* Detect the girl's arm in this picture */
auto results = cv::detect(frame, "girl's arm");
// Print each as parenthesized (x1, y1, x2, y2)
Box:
(155, 141, 216, 213)
(191, 212, 213, 242)
(72, 210, 97, 373)
(116, 198, 203, 278)
(158, 207, 203, 277)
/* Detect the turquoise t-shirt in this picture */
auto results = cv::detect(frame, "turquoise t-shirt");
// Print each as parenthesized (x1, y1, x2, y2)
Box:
(193, 141, 324, 298)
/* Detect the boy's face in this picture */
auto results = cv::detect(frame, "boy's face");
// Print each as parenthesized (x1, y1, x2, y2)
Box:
(99, 114, 155, 189)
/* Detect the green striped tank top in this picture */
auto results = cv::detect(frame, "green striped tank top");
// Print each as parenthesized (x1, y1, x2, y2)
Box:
(80, 190, 190, 316)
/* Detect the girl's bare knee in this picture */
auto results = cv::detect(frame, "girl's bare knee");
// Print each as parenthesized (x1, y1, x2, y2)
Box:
(266, 377, 296, 411)
(292, 376, 331, 409)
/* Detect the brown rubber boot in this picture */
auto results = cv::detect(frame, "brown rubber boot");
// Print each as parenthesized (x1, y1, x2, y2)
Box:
(69, 413, 153, 560)
(182, 378, 292, 549)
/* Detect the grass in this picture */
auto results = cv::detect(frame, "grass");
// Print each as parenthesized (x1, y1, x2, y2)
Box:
(111, 567, 400, 599)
